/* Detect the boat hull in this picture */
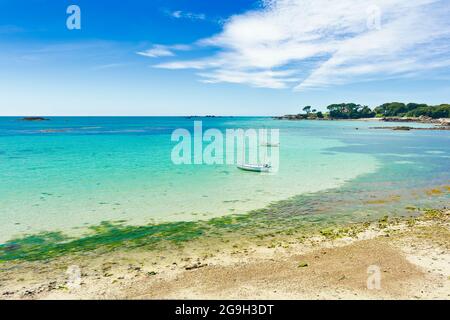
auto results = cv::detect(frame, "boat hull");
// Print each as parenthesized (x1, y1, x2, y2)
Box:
(237, 164, 271, 172)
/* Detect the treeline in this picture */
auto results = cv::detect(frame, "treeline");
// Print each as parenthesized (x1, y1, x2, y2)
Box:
(374, 103, 450, 118)
(295, 103, 450, 119)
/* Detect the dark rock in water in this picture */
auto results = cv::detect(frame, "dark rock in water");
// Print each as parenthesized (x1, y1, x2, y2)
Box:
(392, 126, 412, 131)
(274, 114, 308, 120)
(381, 116, 450, 125)
(370, 126, 450, 131)
(382, 116, 429, 123)
(370, 126, 412, 130)
(21, 117, 49, 121)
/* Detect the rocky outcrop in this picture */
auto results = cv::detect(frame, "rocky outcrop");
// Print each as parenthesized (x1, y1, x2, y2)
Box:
(21, 117, 49, 121)
(274, 114, 310, 120)
(370, 126, 450, 131)
(381, 116, 450, 125)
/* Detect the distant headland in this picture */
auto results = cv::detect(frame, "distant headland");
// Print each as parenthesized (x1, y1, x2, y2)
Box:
(275, 102, 450, 125)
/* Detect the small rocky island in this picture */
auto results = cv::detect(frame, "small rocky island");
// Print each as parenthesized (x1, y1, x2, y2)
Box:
(370, 125, 450, 131)
(21, 117, 50, 121)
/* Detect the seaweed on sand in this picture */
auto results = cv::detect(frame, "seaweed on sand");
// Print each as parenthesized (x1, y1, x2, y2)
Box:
(0, 221, 205, 262)
(3, 185, 447, 263)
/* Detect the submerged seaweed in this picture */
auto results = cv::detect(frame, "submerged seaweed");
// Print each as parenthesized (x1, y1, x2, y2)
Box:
(0, 205, 331, 262)
(0, 220, 209, 262)
(1, 184, 448, 263)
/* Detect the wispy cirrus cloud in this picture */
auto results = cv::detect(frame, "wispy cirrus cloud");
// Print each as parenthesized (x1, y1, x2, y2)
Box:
(151, 0, 450, 90)
(169, 10, 206, 21)
(136, 44, 191, 58)
(0, 24, 24, 34)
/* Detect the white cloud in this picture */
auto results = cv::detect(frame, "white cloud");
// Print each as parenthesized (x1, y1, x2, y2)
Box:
(137, 45, 174, 58)
(170, 10, 206, 20)
(136, 44, 191, 58)
(199, 69, 300, 89)
(152, 0, 450, 90)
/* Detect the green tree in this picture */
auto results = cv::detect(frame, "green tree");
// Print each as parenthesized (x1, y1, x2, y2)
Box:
(406, 104, 450, 118)
(302, 106, 312, 114)
(374, 102, 406, 116)
(327, 103, 375, 119)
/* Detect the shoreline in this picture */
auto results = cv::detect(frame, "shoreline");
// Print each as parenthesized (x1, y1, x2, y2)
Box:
(370, 126, 450, 131)
(1, 207, 448, 300)
(274, 116, 450, 126)
(2, 181, 448, 264)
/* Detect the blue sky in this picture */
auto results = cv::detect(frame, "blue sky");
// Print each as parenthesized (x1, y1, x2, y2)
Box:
(1, 0, 449, 116)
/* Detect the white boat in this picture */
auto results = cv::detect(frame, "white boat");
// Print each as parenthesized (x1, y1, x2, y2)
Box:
(237, 163, 271, 172)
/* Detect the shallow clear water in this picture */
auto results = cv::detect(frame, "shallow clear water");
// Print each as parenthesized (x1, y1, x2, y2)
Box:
(0, 117, 448, 243)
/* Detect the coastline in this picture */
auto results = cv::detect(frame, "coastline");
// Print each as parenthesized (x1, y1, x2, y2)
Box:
(274, 116, 450, 125)
(1, 206, 448, 300)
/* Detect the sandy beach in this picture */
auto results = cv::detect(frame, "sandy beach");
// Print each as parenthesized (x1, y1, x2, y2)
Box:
(1, 208, 448, 300)
(3, 0, 450, 307)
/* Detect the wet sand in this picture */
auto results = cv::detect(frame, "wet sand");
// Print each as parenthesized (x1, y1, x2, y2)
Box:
(0, 209, 448, 300)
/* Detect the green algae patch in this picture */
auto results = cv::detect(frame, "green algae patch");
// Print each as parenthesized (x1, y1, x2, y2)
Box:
(2, 180, 447, 264)
(0, 199, 402, 263)
(0, 207, 445, 263)
(377, 215, 390, 229)
(207, 215, 248, 229)
(0, 206, 340, 263)
(320, 227, 337, 239)
(0, 221, 205, 262)
(319, 224, 365, 239)
(422, 208, 447, 220)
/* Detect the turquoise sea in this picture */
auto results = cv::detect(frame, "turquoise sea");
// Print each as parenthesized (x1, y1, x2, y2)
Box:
(0, 117, 449, 245)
